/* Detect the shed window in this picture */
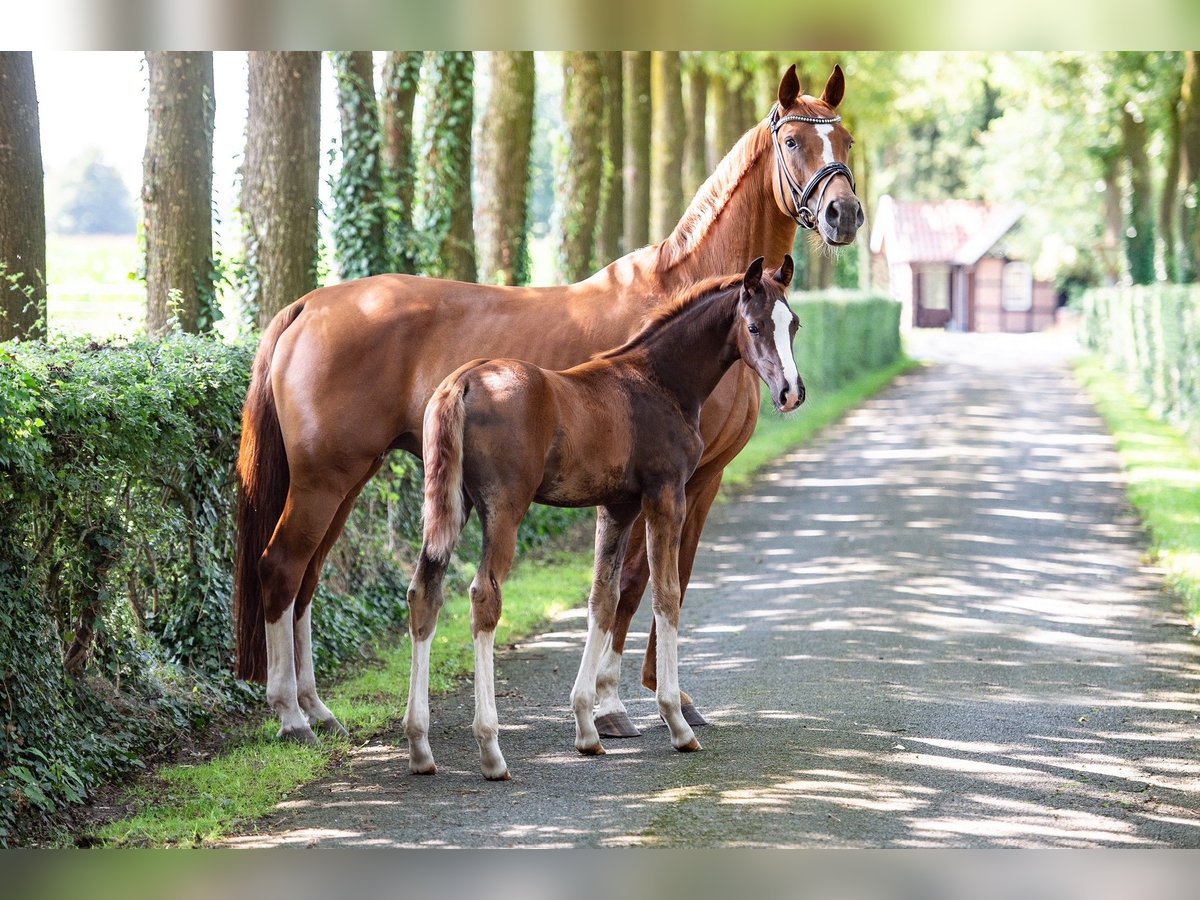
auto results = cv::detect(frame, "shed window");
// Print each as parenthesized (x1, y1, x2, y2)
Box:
(920, 265, 949, 310)
(1002, 262, 1033, 312)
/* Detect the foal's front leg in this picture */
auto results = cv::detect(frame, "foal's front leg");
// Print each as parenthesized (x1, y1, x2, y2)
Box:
(571, 505, 637, 755)
(644, 485, 701, 752)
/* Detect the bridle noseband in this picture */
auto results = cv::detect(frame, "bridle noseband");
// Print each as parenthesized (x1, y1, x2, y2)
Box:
(769, 104, 856, 231)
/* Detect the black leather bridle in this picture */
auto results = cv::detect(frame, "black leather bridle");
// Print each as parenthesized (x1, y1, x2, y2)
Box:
(769, 103, 856, 231)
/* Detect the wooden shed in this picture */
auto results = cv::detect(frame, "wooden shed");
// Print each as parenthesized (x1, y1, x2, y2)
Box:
(870, 196, 1059, 332)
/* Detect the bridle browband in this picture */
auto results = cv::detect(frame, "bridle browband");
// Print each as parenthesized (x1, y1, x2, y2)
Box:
(769, 103, 856, 231)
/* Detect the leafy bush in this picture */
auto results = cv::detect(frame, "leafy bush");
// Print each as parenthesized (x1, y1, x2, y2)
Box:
(1079, 286, 1200, 442)
(790, 291, 903, 392)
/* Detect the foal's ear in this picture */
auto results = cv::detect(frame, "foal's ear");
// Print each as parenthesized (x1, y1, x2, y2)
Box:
(743, 256, 765, 293)
(821, 64, 845, 110)
(773, 254, 794, 288)
(777, 64, 800, 110)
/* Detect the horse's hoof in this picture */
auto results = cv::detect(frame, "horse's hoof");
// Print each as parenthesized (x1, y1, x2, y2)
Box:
(675, 737, 702, 753)
(577, 742, 606, 756)
(279, 724, 319, 746)
(595, 711, 641, 738)
(410, 762, 437, 776)
(314, 717, 349, 738)
(485, 769, 512, 782)
(680, 703, 708, 727)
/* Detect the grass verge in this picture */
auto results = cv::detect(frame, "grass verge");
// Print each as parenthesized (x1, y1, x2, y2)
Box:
(91, 357, 914, 847)
(1074, 358, 1200, 627)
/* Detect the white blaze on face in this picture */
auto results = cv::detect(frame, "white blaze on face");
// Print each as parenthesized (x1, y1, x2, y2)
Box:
(771, 299, 799, 401)
(815, 123, 836, 165)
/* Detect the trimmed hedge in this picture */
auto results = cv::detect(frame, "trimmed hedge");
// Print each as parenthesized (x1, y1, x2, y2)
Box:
(1079, 286, 1200, 440)
(790, 291, 902, 391)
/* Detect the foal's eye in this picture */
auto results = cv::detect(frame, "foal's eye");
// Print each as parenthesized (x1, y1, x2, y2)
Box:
(785, 137, 797, 150)
(748, 324, 760, 335)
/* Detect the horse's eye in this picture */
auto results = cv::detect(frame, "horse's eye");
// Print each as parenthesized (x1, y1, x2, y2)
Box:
(748, 324, 760, 335)
(785, 137, 797, 150)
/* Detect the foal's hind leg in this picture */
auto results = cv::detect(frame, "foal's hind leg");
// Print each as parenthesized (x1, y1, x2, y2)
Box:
(404, 546, 452, 775)
(571, 504, 637, 755)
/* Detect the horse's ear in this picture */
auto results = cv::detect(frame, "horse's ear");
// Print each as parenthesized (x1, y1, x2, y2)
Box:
(774, 254, 794, 288)
(777, 65, 800, 110)
(744, 256, 765, 293)
(821, 64, 845, 110)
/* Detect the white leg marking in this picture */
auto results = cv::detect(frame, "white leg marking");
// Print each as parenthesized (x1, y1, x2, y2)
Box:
(654, 613, 698, 751)
(570, 613, 609, 754)
(772, 300, 801, 402)
(294, 605, 341, 733)
(593, 634, 628, 719)
(265, 610, 311, 739)
(404, 632, 437, 773)
(473, 630, 509, 780)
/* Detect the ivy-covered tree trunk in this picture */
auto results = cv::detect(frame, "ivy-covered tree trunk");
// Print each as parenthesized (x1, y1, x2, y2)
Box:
(650, 51, 685, 242)
(684, 63, 709, 200)
(622, 51, 652, 252)
(243, 52, 320, 329)
(0, 52, 46, 341)
(331, 51, 389, 281)
(1161, 86, 1183, 284)
(419, 51, 476, 282)
(558, 52, 604, 282)
(1180, 51, 1200, 283)
(142, 51, 214, 336)
(595, 51, 625, 263)
(476, 52, 534, 285)
(380, 51, 422, 274)
(1099, 149, 1124, 285)
(1122, 105, 1156, 285)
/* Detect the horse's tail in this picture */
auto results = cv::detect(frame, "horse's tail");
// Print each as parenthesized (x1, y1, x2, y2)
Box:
(421, 373, 469, 563)
(233, 300, 305, 683)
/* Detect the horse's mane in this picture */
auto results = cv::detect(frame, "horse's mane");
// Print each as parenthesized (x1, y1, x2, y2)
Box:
(655, 120, 774, 273)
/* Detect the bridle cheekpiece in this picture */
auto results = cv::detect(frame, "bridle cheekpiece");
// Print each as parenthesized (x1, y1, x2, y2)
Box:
(769, 103, 856, 231)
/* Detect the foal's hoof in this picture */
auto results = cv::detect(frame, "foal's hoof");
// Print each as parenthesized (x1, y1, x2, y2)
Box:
(485, 769, 512, 782)
(595, 711, 641, 738)
(577, 742, 606, 757)
(675, 737, 702, 753)
(313, 717, 350, 739)
(680, 703, 708, 727)
(278, 724, 319, 746)
(410, 762, 437, 776)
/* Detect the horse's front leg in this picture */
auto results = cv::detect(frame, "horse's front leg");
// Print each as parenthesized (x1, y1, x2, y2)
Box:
(593, 522, 649, 738)
(643, 484, 701, 752)
(571, 504, 637, 754)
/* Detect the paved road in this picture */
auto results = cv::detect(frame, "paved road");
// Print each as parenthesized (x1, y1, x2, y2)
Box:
(225, 331, 1200, 848)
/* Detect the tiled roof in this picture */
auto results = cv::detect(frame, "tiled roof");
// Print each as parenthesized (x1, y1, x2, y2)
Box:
(869, 196, 1024, 265)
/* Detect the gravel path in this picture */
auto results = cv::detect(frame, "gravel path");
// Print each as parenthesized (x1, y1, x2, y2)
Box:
(224, 331, 1200, 849)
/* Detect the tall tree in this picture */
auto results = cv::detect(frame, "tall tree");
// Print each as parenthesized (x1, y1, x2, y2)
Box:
(242, 52, 320, 330)
(683, 59, 709, 200)
(142, 51, 215, 336)
(1122, 101, 1156, 285)
(0, 52, 46, 341)
(380, 51, 422, 274)
(622, 52, 652, 252)
(331, 51, 389, 281)
(558, 52, 604, 281)
(650, 51, 685, 242)
(1160, 79, 1183, 283)
(476, 52, 535, 285)
(595, 51, 625, 263)
(1180, 51, 1200, 282)
(418, 52, 476, 282)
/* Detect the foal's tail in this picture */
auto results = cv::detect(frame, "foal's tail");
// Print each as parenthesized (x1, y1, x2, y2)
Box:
(421, 374, 469, 563)
(233, 300, 306, 683)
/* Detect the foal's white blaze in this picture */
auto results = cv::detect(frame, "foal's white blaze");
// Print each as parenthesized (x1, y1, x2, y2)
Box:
(771, 299, 800, 406)
(815, 123, 836, 165)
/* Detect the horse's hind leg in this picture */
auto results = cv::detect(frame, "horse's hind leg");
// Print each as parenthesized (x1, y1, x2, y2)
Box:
(404, 543, 454, 775)
(571, 504, 637, 755)
(293, 458, 385, 738)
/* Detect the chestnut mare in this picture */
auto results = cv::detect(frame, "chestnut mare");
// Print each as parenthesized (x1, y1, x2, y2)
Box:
(413, 257, 800, 779)
(234, 64, 863, 744)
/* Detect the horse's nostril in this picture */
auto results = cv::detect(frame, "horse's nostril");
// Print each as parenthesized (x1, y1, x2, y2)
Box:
(779, 387, 789, 407)
(856, 204, 865, 227)
(826, 203, 839, 224)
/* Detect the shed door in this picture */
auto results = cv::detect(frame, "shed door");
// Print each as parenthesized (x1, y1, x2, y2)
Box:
(915, 264, 952, 329)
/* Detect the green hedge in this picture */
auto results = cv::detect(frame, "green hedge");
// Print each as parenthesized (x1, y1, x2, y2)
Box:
(1079, 286, 1200, 440)
(790, 291, 902, 391)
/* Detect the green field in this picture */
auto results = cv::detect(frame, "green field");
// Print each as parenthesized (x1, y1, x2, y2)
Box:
(45, 234, 144, 336)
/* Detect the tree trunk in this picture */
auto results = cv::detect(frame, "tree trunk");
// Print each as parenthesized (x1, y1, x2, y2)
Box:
(380, 51, 422, 273)
(1180, 51, 1200, 283)
(1099, 149, 1124, 285)
(0, 52, 46, 341)
(1161, 86, 1183, 283)
(476, 52, 535, 286)
(143, 53, 214, 336)
(419, 52, 476, 282)
(622, 52, 652, 252)
(595, 51, 625, 264)
(558, 52, 605, 282)
(243, 52, 320, 330)
(331, 51, 388, 281)
(1122, 105, 1156, 285)
(650, 51, 685, 243)
(684, 64, 709, 200)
